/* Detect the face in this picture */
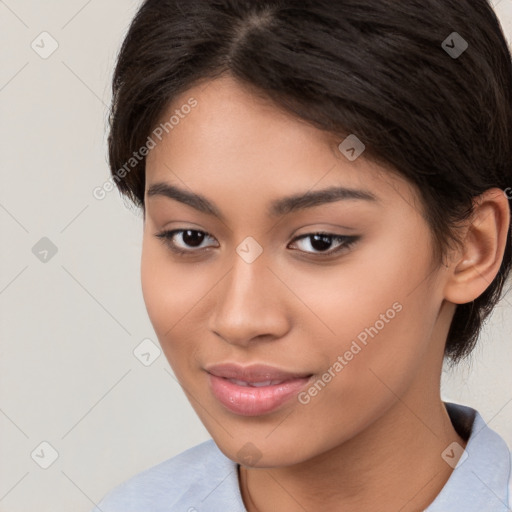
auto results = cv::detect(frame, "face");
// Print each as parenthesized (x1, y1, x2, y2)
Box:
(141, 75, 452, 467)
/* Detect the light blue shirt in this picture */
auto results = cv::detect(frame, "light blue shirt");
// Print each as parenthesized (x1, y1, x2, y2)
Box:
(90, 402, 512, 511)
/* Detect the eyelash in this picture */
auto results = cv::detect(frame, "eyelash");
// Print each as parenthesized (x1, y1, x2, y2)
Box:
(154, 229, 359, 259)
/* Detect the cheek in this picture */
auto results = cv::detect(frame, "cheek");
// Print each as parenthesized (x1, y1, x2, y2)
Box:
(286, 235, 429, 344)
(291, 232, 439, 391)
(140, 238, 201, 347)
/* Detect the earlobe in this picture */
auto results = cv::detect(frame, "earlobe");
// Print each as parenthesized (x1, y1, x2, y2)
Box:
(444, 188, 511, 305)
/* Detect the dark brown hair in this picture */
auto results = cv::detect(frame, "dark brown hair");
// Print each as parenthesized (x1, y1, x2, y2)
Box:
(107, 0, 512, 364)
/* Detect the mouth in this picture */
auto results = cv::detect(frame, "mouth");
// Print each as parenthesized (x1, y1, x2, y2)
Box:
(205, 363, 312, 382)
(223, 378, 293, 387)
(205, 363, 313, 416)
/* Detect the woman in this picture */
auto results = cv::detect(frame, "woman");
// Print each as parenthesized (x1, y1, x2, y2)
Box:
(91, 0, 512, 510)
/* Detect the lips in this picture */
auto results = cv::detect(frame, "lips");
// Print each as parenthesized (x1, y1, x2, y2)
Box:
(205, 363, 313, 416)
(226, 378, 287, 387)
(206, 363, 311, 382)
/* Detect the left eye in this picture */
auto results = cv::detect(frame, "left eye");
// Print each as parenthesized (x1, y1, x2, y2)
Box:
(154, 229, 358, 257)
(288, 233, 358, 256)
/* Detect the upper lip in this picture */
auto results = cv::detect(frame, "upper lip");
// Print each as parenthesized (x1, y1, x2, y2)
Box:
(205, 363, 312, 383)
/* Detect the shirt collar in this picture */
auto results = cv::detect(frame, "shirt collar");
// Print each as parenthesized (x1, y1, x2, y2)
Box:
(426, 401, 511, 512)
(180, 402, 511, 511)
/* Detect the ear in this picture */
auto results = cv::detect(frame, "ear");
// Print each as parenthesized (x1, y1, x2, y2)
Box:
(443, 188, 511, 305)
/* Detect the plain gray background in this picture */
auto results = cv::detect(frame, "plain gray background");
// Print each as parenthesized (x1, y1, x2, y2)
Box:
(1, 1, 511, 511)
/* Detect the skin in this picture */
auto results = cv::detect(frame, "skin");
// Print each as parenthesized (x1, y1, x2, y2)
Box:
(140, 75, 510, 512)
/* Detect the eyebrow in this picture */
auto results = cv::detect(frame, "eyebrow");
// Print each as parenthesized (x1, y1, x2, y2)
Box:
(146, 182, 378, 220)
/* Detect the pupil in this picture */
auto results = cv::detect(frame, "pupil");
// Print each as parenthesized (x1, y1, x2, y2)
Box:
(311, 234, 332, 251)
(183, 230, 204, 247)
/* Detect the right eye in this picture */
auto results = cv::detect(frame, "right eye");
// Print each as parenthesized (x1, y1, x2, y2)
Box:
(154, 229, 219, 255)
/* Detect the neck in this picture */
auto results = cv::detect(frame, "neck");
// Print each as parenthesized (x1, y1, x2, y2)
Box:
(239, 397, 467, 512)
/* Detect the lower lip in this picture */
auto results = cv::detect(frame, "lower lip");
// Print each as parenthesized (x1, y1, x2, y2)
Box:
(208, 373, 312, 416)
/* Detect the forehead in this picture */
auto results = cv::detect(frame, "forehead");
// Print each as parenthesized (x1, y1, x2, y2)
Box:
(145, 75, 418, 215)
(148, 75, 340, 170)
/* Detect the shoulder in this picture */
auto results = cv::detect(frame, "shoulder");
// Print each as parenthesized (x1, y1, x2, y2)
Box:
(509, 452, 512, 510)
(90, 439, 245, 512)
(427, 402, 512, 512)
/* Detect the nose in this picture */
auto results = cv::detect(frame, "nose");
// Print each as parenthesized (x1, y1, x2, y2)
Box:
(208, 250, 290, 347)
